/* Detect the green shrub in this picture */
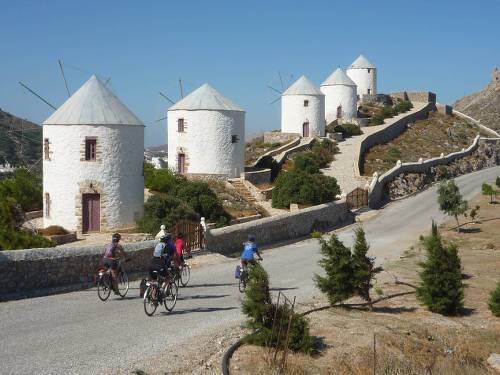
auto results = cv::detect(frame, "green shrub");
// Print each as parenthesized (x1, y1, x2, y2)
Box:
(0, 228, 55, 250)
(416, 222, 464, 315)
(370, 114, 385, 125)
(272, 170, 340, 209)
(0, 168, 42, 212)
(496, 176, 500, 189)
(334, 123, 362, 137)
(381, 106, 397, 118)
(136, 195, 198, 234)
(293, 152, 320, 174)
(488, 281, 500, 317)
(314, 233, 355, 305)
(311, 230, 322, 239)
(435, 165, 448, 180)
(394, 100, 413, 113)
(242, 263, 313, 354)
(144, 163, 184, 193)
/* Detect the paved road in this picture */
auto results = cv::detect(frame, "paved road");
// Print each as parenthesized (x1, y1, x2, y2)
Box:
(1, 167, 499, 374)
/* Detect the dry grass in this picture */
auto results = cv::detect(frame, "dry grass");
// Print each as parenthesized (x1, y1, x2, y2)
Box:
(363, 112, 478, 176)
(231, 193, 500, 375)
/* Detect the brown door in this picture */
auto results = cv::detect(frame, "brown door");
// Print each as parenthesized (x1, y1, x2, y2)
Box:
(302, 122, 309, 138)
(178, 153, 186, 173)
(82, 194, 100, 233)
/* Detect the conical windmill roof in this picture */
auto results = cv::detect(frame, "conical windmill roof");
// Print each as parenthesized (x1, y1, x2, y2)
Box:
(43, 75, 143, 126)
(282, 75, 323, 96)
(169, 83, 244, 111)
(348, 55, 375, 69)
(321, 68, 357, 87)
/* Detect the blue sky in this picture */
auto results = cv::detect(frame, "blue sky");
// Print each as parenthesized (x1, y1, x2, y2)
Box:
(1, 0, 499, 147)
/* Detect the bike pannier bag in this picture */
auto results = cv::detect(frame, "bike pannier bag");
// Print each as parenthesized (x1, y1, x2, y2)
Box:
(234, 265, 241, 279)
(139, 278, 147, 297)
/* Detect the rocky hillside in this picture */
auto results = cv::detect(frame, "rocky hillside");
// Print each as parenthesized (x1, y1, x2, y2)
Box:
(0, 109, 42, 169)
(454, 67, 500, 131)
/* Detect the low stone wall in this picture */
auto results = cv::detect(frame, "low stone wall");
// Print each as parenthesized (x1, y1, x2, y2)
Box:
(367, 135, 482, 208)
(186, 173, 229, 182)
(390, 91, 436, 103)
(263, 131, 299, 145)
(25, 210, 43, 220)
(0, 240, 156, 298)
(358, 102, 436, 175)
(452, 109, 500, 137)
(252, 138, 300, 168)
(205, 200, 351, 255)
(244, 168, 271, 186)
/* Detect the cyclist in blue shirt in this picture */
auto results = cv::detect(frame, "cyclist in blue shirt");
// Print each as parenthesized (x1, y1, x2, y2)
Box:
(240, 234, 263, 269)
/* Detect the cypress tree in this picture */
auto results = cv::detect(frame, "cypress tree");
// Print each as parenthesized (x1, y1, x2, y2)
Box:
(488, 281, 500, 317)
(416, 222, 464, 315)
(241, 263, 272, 331)
(437, 180, 468, 232)
(314, 233, 355, 305)
(352, 227, 382, 310)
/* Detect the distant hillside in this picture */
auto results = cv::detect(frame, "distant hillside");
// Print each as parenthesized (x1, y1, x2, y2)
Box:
(146, 144, 167, 152)
(0, 109, 42, 169)
(454, 68, 500, 131)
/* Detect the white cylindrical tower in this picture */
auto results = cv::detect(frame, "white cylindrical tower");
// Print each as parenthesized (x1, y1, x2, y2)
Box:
(320, 68, 358, 124)
(281, 75, 325, 137)
(167, 84, 245, 179)
(42, 75, 144, 234)
(346, 54, 377, 99)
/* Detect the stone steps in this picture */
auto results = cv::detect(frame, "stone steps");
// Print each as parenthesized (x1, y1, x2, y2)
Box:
(229, 180, 256, 202)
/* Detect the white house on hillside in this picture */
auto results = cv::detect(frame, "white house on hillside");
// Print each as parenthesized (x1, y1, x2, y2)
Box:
(346, 54, 377, 98)
(321, 68, 357, 124)
(167, 83, 245, 179)
(42, 75, 144, 234)
(281, 75, 325, 137)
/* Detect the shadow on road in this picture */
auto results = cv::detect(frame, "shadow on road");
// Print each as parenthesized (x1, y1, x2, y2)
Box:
(183, 283, 236, 288)
(270, 287, 298, 292)
(162, 306, 237, 316)
(178, 294, 230, 300)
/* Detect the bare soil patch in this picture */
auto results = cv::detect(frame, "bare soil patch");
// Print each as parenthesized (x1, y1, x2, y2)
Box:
(363, 112, 480, 176)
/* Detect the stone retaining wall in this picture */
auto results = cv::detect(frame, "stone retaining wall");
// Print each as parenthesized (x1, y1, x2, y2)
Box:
(452, 109, 500, 137)
(0, 240, 156, 298)
(390, 91, 436, 103)
(367, 135, 482, 208)
(205, 200, 351, 255)
(251, 138, 300, 168)
(243, 168, 271, 185)
(25, 210, 43, 220)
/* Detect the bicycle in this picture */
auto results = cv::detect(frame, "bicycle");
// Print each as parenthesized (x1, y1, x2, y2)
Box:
(172, 261, 191, 287)
(143, 270, 178, 316)
(96, 259, 130, 301)
(238, 259, 261, 293)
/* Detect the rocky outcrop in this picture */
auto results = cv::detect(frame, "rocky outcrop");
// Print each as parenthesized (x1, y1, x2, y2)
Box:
(454, 68, 500, 132)
(388, 142, 500, 200)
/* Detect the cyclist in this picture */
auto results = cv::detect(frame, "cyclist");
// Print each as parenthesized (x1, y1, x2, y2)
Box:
(102, 233, 127, 294)
(149, 234, 175, 282)
(155, 224, 167, 240)
(240, 234, 262, 269)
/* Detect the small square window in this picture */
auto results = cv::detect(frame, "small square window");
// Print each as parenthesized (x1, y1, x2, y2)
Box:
(44, 138, 50, 160)
(231, 135, 239, 143)
(304, 100, 309, 107)
(85, 139, 97, 161)
(178, 118, 185, 132)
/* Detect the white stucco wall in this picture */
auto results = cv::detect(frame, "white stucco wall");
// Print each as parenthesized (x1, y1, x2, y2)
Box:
(43, 124, 144, 232)
(281, 94, 325, 137)
(346, 68, 377, 98)
(167, 109, 245, 178)
(320, 84, 358, 124)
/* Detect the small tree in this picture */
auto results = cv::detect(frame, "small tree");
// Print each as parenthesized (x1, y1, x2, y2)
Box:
(314, 234, 355, 305)
(416, 222, 464, 315)
(242, 263, 272, 331)
(496, 176, 500, 189)
(437, 180, 468, 232)
(352, 227, 382, 310)
(469, 206, 479, 224)
(482, 183, 496, 204)
(488, 281, 500, 317)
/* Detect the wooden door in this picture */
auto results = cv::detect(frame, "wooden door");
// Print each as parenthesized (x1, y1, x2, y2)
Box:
(82, 194, 100, 233)
(302, 122, 309, 138)
(178, 153, 186, 173)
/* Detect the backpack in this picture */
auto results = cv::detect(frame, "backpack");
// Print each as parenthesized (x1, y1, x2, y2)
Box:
(234, 265, 241, 279)
(139, 279, 147, 298)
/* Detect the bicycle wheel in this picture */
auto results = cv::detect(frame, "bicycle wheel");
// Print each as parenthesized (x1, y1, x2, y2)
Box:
(180, 265, 190, 287)
(238, 273, 247, 293)
(143, 285, 158, 316)
(97, 274, 111, 301)
(117, 270, 129, 297)
(163, 281, 178, 312)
